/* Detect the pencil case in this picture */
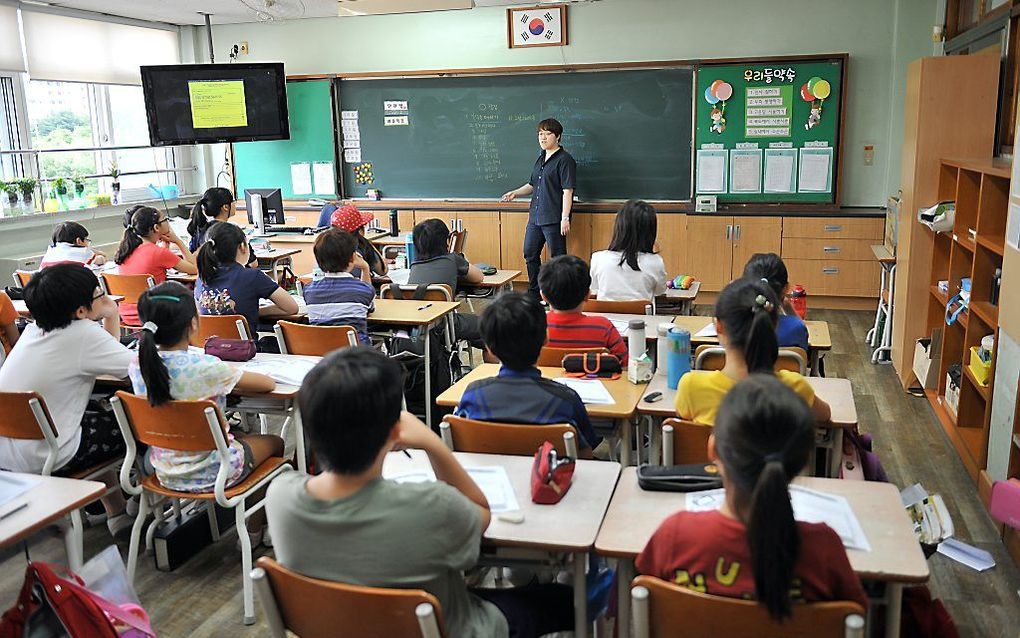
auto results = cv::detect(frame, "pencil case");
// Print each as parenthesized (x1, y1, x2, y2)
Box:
(204, 337, 256, 362)
(562, 353, 622, 379)
(636, 463, 723, 492)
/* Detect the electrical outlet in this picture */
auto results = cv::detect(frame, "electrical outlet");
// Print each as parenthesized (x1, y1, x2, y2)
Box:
(238, 42, 249, 55)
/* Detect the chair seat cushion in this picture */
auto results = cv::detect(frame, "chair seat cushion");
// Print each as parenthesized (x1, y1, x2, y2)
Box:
(140, 456, 289, 499)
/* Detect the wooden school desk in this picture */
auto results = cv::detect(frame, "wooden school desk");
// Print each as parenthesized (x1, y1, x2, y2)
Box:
(435, 363, 648, 466)
(596, 471, 928, 638)
(659, 280, 701, 315)
(586, 313, 679, 341)
(254, 247, 301, 279)
(383, 450, 621, 638)
(671, 315, 832, 374)
(637, 374, 857, 476)
(0, 472, 104, 566)
(13, 296, 124, 318)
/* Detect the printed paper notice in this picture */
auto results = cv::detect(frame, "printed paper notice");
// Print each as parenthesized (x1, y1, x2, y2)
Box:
(341, 110, 359, 120)
(384, 115, 409, 127)
(1008, 201, 1020, 251)
(188, 80, 248, 129)
(290, 163, 312, 195)
(343, 148, 362, 163)
(696, 150, 727, 194)
(798, 147, 833, 193)
(764, 149, 797, 193)
(730, 149, 762, 193)
(312, 162, 335, 195)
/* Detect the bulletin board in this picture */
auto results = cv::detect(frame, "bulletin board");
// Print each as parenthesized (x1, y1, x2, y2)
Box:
(694, 55, 846, 206)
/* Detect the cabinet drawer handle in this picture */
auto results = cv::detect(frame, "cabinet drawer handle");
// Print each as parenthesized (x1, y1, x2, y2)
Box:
(823, 246, 840, 253)
(824, 225, 843, 232)
(726, 225, 732, 241)
(822, 267, 840, 275)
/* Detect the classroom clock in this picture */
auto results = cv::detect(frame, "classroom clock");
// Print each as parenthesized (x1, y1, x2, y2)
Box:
(507, 4, 568, 48)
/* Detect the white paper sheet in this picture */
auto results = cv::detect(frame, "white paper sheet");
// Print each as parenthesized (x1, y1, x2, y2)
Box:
(696, 151, 726, 193)
(343, 148, 362, 163)
(466, 466, 520, 513)
(798, 149, 832, 192)
(553, 378, 615, 405)
(343, 138, 361, 149)
(341, 110, 359, 120)
(341, 120, 360, 134)
(1008, 202, 1020, 251)
(937, 538, 995, 571)
(290, 162, 312, 195)
(610, 319, 630, 335)
(730, 151, 762, 193)
(343, 128, 360, 141)
(694, 322, 717, 338)
(0, 472, 39, 510)
(242, 358, 317, 386)
(764, 153, 795, 193)
(312, 162, 335, 195)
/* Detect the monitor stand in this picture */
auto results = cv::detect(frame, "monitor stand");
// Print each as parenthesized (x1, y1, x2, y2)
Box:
(248, 194, 272, 238)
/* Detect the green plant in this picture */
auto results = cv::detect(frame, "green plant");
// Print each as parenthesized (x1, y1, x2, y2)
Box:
(109, 161, 120, 181)
(0, 181, 15, 196)
(52, 177, 68, 196)
(17, 178, 37, 199)
(72, 173, 87, 193)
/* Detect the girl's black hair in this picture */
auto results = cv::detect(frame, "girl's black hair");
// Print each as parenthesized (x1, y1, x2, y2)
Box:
(714, 277, 780, 374)
(187, 187, 234, 240)
(114, 206, 162, 264)
(713, 374, 814, 621)
(51, 221, 89, 247)
(742, 253, 790, 301)
(136, 282, 199, 407)
(197, 221, 246, 283)
(607, 199, 657, 271)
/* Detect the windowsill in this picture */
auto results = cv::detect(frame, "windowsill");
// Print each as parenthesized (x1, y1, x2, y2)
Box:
(0, 196, 198, 227)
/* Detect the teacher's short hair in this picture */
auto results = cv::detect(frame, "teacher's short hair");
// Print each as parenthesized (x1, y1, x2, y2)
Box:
(537, 118, 563, 138)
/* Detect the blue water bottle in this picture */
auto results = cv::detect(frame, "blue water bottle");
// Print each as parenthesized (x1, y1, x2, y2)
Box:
(667, 327, 691, 390)
(404, 234, 416, 266)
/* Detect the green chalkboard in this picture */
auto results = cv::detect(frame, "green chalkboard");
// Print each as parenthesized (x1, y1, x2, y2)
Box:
(233, 79, 338, 199)
(337, 68, 693, 200)
(694, 56, 844, 204)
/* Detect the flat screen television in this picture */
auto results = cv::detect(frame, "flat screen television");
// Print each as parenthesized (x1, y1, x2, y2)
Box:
(140, 63, 290, 146)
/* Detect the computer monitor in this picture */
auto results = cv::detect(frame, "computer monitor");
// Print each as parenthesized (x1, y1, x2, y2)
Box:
(244, 188, 284, 229)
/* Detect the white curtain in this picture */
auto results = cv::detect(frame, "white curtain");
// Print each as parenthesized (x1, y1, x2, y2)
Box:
(22, 10, 178, 85)
(0, 4, 25, 73)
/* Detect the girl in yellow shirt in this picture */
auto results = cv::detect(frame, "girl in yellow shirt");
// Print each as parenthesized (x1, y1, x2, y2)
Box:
(675, 278, 831, 425)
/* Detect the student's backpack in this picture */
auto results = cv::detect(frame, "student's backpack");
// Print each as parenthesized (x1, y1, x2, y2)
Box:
(387, 284, 454, 427)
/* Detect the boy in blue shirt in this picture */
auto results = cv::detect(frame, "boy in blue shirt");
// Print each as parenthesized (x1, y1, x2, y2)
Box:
(303, 228, 375, 344)
(455, 292, 599, 450)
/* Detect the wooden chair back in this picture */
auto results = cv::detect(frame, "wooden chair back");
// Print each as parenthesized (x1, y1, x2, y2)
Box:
(0, 391, 56, 440)
(693, 345, 808, 375)
(99, 272, 155, 304)
(254, 557, 445, 638)
(113, 391, 220, 453)
(440, 414, 579, 457)
(13, 270, 33, 288)
(448, 229, 468, 254)
(581, 299, 649, 314)
(631, 575, 865, 638)
(275, 320, 357, 356)
(380, 283, 453, 302)
(660, 418, 712, 465)
(191, 314, 251, 347)
(537, 346, 608, 368)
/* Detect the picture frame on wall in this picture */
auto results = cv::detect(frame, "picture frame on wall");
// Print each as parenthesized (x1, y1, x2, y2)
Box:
(507, 4, 568, 48)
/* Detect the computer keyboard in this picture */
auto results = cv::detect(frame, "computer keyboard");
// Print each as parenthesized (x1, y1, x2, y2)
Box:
(266, 226, 326, 234)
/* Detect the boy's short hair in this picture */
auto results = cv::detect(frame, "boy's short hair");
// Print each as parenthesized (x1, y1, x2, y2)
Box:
(299, 346, 404, 474)
(538, 255, 591, 311)
(24, 263, 100, 332)
(480, 292, 546, 370)
(412, 218, 450, 261)
(314, 228, 357, 273)
(537, 118, 564, 138)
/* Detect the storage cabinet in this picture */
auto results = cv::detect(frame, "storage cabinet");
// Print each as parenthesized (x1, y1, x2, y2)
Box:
(781, 216, 883, 297)
(437, 211, 502, 267)
(685, 215, 782, 291)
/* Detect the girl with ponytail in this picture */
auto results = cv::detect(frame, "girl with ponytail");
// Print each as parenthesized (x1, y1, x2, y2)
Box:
(675, 277, 830, 425)
(187, 187, 236, 253)
(743, 252, 809, 352)
(129, 282, 282, 545)
(638, 375, 867, 619)
(114, 205, 197, 326)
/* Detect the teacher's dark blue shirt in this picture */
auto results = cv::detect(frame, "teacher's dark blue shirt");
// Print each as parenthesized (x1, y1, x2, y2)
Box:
(528, 148, 577, 226)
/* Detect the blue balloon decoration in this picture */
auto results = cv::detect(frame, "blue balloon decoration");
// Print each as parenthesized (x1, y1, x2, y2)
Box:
(704, 86, 720, 105)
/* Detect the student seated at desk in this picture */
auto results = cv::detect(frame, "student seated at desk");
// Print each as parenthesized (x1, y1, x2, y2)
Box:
(638, 375, 867, 617)
(743, 253, 808, 352)
(539, 255, 628, 364)
(455, 292, 600, 451)
(266, 347, 574, 638)
(408, 218, 484, 348)
(676, 278, 830, 426)
(303, 228, 375, 344)
(0, 290, 19, 354)
(588, 199, 667, 301)
(329, 204, 387, 278)
(194, 222, 299, 346)
(0, 264, 133, 536)
(40, 221, 107, 268)
(187, 187, 258, 268)
(130, 282, 283, 547)
(115, 206, 198, 326)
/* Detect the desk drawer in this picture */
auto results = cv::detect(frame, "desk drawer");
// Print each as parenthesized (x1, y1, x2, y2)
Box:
(785, 258, 879, 297)
(782, 217, 884, 240)
(782, 237, 876, 261)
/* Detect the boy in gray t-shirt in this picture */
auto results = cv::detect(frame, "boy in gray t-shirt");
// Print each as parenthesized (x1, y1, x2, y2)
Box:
(266, 347, 573, 638)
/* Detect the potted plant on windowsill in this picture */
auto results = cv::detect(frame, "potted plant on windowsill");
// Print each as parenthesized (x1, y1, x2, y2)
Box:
(0, 181, 17, 213)
(17, 178, 37, 213)
(52, 177, 69, 210)
(109, 161, 121, 204)
(72, 173, 87, 209)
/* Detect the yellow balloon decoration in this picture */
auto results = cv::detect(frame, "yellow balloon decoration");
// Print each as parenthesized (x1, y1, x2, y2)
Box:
(812, 79, 831, 100)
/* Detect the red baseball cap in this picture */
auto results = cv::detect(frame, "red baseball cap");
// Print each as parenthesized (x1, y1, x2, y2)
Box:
(330, 205, 374, 233)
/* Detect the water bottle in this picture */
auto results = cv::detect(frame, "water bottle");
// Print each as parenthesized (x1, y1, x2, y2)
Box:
(389, 209, 399, 237)
(404, 234, 416, 266)
(667, 327, 691, 390)
(656, 324, 671, 376)
(628, 319, 646, 361)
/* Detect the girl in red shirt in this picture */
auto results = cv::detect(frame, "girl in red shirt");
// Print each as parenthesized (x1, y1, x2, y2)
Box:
(637, 374, 867, 620)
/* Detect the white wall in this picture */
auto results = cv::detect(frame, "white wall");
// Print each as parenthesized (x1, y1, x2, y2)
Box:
(204, 0, 938, 206)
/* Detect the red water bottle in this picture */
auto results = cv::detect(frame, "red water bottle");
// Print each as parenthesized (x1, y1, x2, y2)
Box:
(788, 285, 807, 319)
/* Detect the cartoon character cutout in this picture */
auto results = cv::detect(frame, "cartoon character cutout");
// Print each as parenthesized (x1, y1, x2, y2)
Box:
(805, 103, 822, 130)
(710, 106, 727, 134)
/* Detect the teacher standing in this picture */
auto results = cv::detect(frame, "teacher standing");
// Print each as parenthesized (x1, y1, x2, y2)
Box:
(501, 118, 577, 298)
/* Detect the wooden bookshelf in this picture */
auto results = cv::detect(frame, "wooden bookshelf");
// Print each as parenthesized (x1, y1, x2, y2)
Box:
(924, 158, 1008, 482)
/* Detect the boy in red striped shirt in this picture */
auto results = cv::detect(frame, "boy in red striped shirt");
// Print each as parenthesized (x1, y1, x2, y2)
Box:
(538, 255, 628, 364)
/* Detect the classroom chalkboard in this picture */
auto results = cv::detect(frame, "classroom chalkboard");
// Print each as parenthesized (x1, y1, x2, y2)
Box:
(693, 56, 845, 204)
(233, 79, 338, 199)
(337, 68, 693, 200)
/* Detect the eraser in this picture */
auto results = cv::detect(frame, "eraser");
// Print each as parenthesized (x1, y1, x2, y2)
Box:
(497, 511, 525, 524)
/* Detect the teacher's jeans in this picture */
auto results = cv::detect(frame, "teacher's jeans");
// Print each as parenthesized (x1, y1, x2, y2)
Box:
(524, 220, 566, 298)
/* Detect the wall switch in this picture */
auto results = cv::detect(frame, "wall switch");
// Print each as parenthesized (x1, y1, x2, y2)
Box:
(238, 42, 249, 55)
(863, 144, 875, 166)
